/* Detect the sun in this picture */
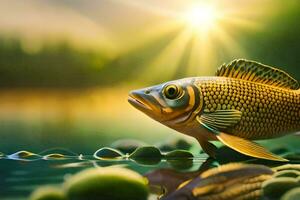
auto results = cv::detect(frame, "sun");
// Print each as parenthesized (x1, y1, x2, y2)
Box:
(182, 4, 218, 32)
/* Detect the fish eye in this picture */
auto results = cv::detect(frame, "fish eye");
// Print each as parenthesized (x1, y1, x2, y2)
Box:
(163, 84, 183, 99)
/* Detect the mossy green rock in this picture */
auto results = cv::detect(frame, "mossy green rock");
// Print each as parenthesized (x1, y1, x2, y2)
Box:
(281, 187, 300, 200)
(43, 154, 66, 160)
(157, 138, 192, 152)
(129, 146, 162, 159)
(9, 150, 41, 160)
(93, 147, 123, 159)
(262, 177, 299, 198)
(65, 167, 148, 200)
(129, 146, 162, 165)
(165, 150, 193, 159)
(30, 186, 67, 200)
(111, 139, 147, 154)
(274, 170, 300, 178)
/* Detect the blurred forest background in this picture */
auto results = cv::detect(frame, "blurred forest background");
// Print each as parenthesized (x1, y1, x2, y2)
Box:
(0, 0, 299, 154)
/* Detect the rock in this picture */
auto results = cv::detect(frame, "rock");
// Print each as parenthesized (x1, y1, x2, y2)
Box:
(157, 138, 192, 152)
(43, 154, 66, 160)
(281, 187, 300, 200)
(93, 147, 123, 159)
(65, 167, 149, 200)
(165, 150, 193, 159)
(111, 139, 147, 154)
(8, 150, 41, 161)
(129, 146, 162, 165)
(29, 186, 67, 200)
(129, 146, 162, 158)
(262, 177, 299, 199)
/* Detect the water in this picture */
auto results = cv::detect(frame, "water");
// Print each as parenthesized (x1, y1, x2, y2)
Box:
(2, 147, 299, 200)
(0, 90, 299, 199)
(0, 149, 209, 200)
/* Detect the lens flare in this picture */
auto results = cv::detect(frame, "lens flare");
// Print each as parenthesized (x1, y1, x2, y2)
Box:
(182, 4, 218, 32)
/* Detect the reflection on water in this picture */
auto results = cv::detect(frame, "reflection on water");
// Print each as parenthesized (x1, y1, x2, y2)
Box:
(2, 148, 299, 200)
(0, 148, 209, 200)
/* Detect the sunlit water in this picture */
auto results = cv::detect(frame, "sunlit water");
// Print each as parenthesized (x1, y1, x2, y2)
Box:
(0, 149, 209, 200)
(0, 90, 299, 199)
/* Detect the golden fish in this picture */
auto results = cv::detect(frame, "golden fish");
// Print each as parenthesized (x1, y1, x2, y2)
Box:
(161, 163, 274, 200)
(128, 59, 300, 161)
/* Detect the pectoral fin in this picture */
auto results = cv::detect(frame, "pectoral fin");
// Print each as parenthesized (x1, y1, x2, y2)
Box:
(216, 132, 288, 162)
(197, 110, 242, 131)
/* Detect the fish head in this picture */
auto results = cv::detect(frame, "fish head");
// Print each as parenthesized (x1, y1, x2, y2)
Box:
(128, 78, 203, 129)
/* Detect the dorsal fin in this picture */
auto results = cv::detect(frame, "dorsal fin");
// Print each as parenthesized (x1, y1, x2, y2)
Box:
(215, 59, 299, 90)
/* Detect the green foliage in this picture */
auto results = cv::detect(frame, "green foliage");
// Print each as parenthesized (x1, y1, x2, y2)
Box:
(0, 38, 110, 88)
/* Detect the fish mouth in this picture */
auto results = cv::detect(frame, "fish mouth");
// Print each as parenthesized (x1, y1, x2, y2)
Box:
(128, 92, 153, 111)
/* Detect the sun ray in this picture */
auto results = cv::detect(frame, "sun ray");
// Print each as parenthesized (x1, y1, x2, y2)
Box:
(121, 19, 183, 53)
(139, 29, 194, 82)
(187, 32, 217, 76)
(221, 16, 263, 31)
(212, 26, 246, 58)
(122, 0, 279, 81)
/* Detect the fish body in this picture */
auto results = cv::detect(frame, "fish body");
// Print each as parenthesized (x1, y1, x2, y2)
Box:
(128, 59, 300, 161)
(195, 76, 300, 140)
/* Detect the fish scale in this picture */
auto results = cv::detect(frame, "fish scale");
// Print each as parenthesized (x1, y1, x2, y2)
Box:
(196, 77, 300, 140)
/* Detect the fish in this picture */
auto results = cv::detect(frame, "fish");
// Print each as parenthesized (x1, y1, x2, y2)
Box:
(128, 59, 300, 161)
(160, 163, 274, 200)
